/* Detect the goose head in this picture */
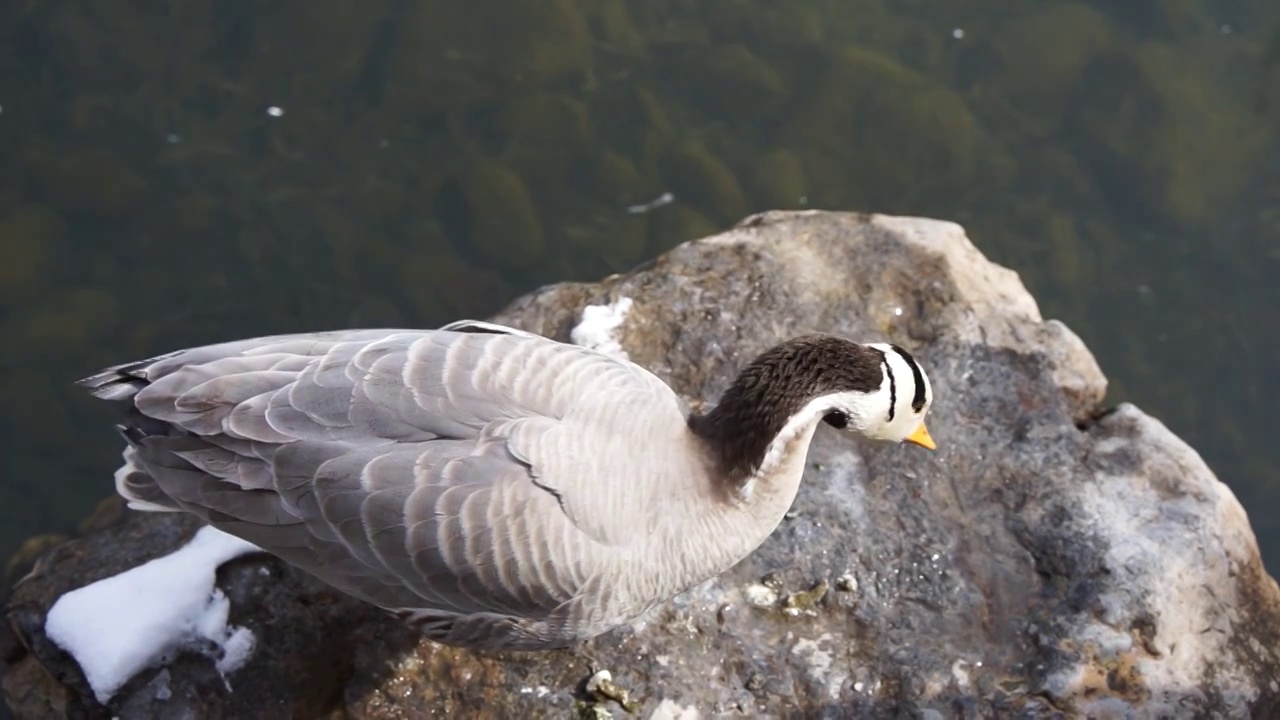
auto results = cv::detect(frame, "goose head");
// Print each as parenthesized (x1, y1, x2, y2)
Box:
(824, 341, 935, 449)
(687, 334, 935, 485)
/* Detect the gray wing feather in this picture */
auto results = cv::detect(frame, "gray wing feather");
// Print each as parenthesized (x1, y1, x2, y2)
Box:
(81, 323, 678, 641)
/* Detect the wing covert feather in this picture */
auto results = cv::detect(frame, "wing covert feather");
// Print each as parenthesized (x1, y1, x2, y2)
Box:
(96, 324, 682, 632)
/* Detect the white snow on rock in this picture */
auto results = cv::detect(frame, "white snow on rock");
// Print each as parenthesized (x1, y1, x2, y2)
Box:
(570, 296, 634, 359)
(44, 525, 261, 704)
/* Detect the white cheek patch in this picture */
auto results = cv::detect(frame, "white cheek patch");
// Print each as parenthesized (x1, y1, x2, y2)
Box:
(865, 342, 935, 441)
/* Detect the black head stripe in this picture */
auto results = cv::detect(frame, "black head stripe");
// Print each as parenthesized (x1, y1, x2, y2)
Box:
(890, 344, 927, 412)
(870, 348, 895, 421)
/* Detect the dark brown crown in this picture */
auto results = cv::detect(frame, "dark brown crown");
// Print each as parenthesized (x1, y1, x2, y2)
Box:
(687, 335, 885, 486)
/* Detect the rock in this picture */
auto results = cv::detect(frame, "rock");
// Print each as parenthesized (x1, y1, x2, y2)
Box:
(5, 211, 1278, 719)
(4, 505, 400, 719)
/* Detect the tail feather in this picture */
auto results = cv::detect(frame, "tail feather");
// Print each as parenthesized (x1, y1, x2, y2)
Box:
(113, 409, 174, 446)
(79, 352, 190, 513)
(76, 351, 180, 401)
(113, 445, 181, 512)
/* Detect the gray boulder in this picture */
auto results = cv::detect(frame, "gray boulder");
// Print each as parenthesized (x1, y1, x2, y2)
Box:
(5, 211, 1278, 719)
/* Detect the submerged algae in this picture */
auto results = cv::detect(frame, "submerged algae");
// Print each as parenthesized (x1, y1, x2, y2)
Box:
(786, 46, 981, 212)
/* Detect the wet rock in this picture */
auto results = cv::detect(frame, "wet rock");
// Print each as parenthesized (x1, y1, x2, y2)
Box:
(4, 504, 399, 720)
(4, 535, 69, 588)
(5, 211, 1278, 718)
(2, 650, 69, 720)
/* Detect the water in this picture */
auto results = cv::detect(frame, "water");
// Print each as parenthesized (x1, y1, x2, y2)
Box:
(1, 1, 1277, 591)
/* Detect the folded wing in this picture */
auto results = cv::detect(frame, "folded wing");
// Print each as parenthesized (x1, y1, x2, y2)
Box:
(80, 323, 680, 633)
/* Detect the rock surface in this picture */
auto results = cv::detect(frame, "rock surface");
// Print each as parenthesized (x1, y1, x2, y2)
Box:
(5, 211, 1279, 719)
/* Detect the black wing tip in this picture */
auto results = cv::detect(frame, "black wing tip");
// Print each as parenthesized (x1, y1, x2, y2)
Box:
(74, 348, 187, 400)
(115, 422, 149, 446)
(438, 319, 542, 338)
(74, 361, 150, 401)
(438, 319, 509, 335)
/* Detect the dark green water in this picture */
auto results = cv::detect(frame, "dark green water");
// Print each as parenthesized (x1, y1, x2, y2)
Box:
(1, 1, 1277, 588)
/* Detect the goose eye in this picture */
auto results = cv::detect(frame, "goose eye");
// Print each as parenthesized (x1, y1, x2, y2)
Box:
(823, 411, 849, 429)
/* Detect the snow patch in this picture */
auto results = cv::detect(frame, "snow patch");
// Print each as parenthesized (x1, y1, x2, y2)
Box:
(44, 526, 261, 704)
(570, 296, 634, 359)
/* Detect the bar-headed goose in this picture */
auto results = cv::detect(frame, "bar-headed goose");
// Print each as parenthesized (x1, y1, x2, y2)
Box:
(75, 319, 934, 650)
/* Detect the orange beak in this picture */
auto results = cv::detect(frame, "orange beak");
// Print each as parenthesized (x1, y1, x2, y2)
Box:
(905, 422, 936, 450)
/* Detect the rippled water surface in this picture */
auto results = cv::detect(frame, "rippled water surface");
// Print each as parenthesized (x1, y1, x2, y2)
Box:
(2, 1, 1277, 584)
